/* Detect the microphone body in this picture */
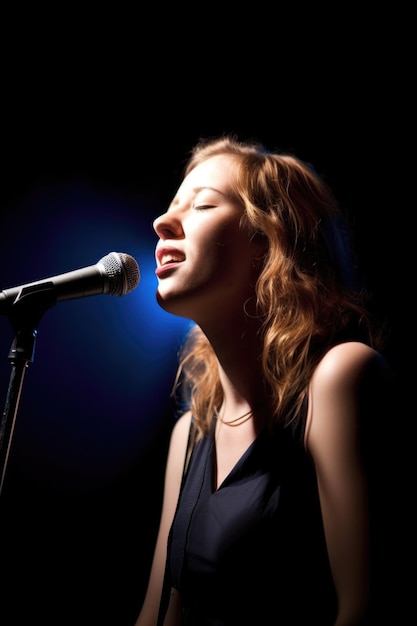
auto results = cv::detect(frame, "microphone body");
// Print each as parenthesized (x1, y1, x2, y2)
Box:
(0, 252, 140, 315)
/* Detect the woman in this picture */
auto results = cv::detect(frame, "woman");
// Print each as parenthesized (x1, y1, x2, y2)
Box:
(134, 135, 394, 625)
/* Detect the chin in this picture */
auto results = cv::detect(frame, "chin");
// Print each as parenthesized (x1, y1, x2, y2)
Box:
(156, 290, 186, 315)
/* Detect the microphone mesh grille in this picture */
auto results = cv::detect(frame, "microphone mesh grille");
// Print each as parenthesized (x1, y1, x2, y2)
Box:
(100, 252, 140, 296)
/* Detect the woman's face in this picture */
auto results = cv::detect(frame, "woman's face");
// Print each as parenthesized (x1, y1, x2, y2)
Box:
(153, 154, 263, 324)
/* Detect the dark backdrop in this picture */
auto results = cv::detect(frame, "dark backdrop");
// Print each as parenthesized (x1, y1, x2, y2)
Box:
(0, 9, 407, 626)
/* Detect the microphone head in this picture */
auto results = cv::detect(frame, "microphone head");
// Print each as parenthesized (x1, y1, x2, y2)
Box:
(99, 252, 140, 296)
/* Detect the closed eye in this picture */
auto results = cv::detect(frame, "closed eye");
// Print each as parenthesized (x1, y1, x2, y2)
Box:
(194, 204, 216, 211)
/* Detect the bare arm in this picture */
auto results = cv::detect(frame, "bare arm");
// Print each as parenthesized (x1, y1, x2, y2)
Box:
(134, 411, 193, 626)
(305, 341, 393, 625)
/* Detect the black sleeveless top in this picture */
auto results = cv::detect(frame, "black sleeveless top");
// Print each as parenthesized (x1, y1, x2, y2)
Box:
(159, 417, 337, 625)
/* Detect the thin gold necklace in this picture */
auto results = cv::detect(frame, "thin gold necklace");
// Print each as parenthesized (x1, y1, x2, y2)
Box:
(218, 407, 259, 427)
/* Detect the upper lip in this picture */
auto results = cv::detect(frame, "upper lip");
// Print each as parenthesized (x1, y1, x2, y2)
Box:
(155, 245, 185, 267)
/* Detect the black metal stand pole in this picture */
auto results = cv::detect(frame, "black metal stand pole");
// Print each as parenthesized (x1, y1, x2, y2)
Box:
(0, 285, 56, 497)
(0, 328, 37, 495)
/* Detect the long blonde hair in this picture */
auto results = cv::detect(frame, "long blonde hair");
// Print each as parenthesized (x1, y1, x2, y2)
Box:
(172, 135, 385, 434)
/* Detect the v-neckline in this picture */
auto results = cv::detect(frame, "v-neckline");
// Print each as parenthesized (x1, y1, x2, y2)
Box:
(211, 431, 260, 493)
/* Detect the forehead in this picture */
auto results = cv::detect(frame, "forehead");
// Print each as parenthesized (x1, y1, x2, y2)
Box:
(179, 154, 237, 196)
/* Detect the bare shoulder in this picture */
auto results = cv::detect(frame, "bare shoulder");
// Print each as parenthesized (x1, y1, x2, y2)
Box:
(163, 411, 194, 499)
(311, 341, 394, 392)
(171, 410, 193, 442)
(306, 341, 395, 448)
(168, 410, 194, 463)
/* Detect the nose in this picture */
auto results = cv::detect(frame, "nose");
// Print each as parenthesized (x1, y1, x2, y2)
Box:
(153, 210, 184, 240)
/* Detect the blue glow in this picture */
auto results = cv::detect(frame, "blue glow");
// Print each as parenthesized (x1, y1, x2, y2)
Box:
(0, 180, 192, 490)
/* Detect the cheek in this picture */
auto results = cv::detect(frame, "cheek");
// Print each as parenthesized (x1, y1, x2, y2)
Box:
(204, 220, 249, 253)
(187, 217, 256, 284)
(199, 225, 240, 266)
(207, 232, 256, 286)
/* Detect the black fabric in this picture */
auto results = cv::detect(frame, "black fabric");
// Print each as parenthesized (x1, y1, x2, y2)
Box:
(161, 418, 337, 625)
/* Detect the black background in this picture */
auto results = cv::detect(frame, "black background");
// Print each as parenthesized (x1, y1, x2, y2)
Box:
(0, 8, 409, 625)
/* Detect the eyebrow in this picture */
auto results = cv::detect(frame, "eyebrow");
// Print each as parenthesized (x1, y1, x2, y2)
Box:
(170, 185, 233, 209)
(193, 185, 228, 196)
(193, 186, 236, 202)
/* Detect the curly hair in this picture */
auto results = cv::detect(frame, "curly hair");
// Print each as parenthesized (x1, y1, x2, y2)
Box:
(172, 135, 386, 434)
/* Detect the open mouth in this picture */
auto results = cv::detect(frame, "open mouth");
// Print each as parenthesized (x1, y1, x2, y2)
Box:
(160, 253, 184, 266)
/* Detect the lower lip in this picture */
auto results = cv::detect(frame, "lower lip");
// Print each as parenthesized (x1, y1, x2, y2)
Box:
(155, 262, 180, 277)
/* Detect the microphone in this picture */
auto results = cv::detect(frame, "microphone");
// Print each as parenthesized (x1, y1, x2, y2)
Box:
(0, 252, 140, 315)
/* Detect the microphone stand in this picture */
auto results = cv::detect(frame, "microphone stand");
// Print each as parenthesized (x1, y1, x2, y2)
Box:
(0, 285, 56, 496)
